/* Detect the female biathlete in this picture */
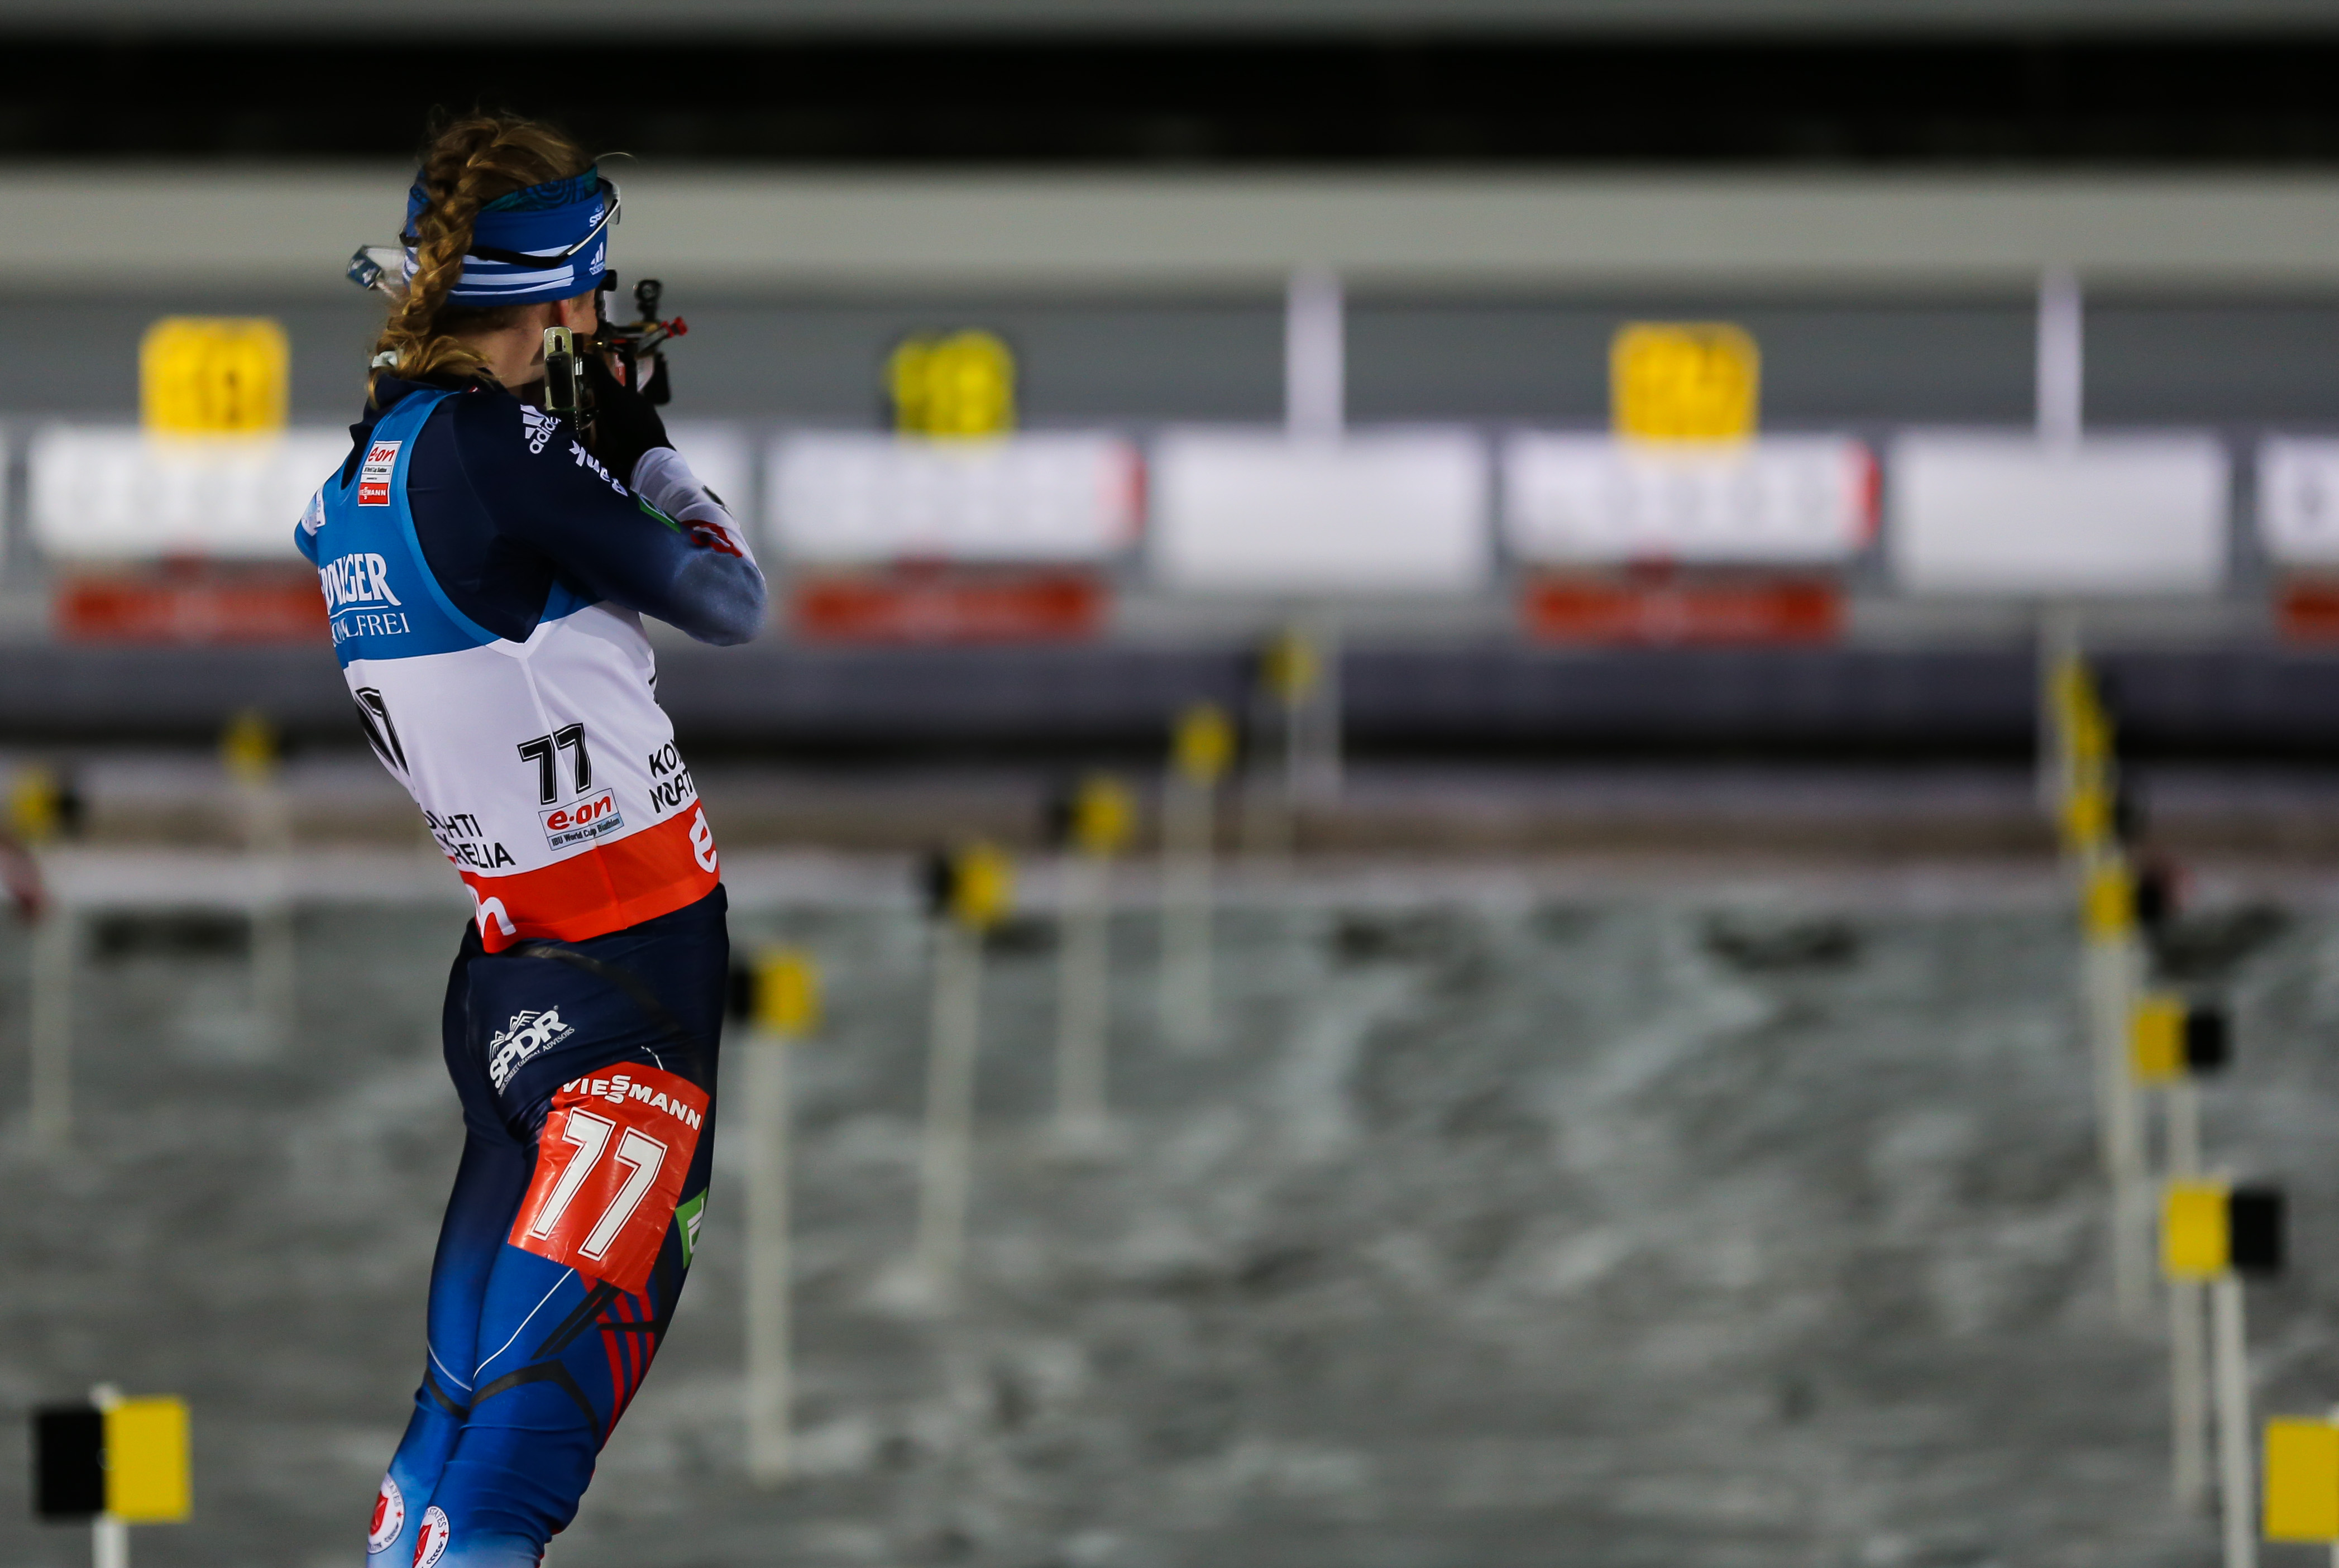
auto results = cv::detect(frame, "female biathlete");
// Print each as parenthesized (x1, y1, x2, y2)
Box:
(300, 116, 766, 1567)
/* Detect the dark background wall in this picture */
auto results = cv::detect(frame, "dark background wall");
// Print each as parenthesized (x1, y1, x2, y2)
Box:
(15, 34, 2339, 165)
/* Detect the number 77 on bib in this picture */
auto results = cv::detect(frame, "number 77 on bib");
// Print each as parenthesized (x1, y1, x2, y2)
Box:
(511, 1065, 709, 1294)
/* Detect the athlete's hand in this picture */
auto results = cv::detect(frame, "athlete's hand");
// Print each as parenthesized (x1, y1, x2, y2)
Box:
(581, 350, 672, 486)
(637, 350, 672, 407)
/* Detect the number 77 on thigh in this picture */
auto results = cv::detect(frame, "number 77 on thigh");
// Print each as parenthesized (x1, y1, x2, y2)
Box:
(512, 1066, 709, 1295)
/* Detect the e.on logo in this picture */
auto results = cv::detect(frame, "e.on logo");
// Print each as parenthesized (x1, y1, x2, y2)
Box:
(539, 787, 625, 852)
(357, 439, 400, 506)
(545, 795, 613, 832)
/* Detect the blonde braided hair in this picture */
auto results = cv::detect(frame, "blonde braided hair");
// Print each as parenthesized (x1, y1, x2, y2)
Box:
(369, 114, 592, 401)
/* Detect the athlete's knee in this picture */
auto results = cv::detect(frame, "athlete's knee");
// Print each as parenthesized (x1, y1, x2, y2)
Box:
(421, 1427, 594, 1560)
(408, 1499, 544, 1567)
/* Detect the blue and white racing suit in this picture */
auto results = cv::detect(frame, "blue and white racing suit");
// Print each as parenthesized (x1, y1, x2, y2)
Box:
(298, 372, 764, 1567)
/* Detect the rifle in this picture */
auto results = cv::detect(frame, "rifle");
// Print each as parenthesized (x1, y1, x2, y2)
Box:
(596, 276, 689, 406)
(545, 275, 688, 429)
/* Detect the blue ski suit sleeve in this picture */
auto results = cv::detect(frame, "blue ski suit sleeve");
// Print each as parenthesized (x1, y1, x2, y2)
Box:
(443, 394, 767, 647)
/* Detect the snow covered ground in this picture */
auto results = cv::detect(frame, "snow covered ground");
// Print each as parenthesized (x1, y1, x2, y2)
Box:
(1, 862, 2333, 1567)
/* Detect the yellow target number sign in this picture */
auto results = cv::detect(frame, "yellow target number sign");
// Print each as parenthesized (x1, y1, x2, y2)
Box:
(141, 317, 289, 435)
(1173, 703, 1233, 788)
(2267, 1418, 2339, 1541)
(1611, 322, 1759, 442)
(888, 330, 1016, 438)
(750, 949, 821, 1038)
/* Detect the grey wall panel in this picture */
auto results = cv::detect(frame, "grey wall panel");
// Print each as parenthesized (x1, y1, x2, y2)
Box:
(21, 172, 2339, 294)
(2087, 302, 2339, 425)
(1345, 303, 1611, 424)
(0, 290, 1289, 426)
(668, 295, 1286, 422)
(8, 286, 2338, 432)
(1346, 298, 2041, 425)
(1736, 303, 2040, 426)
(0, 291, 384, 420)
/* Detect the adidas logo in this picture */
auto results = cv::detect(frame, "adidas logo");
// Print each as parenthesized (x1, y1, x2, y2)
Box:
(520, 404, 559, 455)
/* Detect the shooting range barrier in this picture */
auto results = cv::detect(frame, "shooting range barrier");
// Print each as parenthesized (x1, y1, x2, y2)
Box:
(2164, 1180, 2286, 1568)
(728, 947, 820, 1486)
(1048, 774, 1135, 1151)
(902, 840, 1015, 1307)
(35, 1386, 191, 1568)
(1159, 703, 1232, 1049)
(2037, 648, 2339, 1568)
(2266, 1413, 2339, 1549)
(18, 711, 295, 1150)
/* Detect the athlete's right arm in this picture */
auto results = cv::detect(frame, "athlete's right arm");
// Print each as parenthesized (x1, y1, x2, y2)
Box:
(451, 398, 768, 646)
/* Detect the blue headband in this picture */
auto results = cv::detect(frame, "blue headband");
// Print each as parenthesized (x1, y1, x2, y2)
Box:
(402, 169, 617, 306)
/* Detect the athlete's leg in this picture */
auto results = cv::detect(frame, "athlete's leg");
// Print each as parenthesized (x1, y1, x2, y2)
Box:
(415, 1184, 702, 1565)
(370, 932, 533, 1565)
(409, 893, 728, 1566)
(367, 1132, 532, 1564)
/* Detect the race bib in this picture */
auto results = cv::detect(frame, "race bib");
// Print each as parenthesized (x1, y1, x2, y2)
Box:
(510, 1065, 706, 1294)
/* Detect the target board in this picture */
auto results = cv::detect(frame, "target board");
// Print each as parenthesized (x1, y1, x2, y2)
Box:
(767, 432, 1140, 566)
(30, 425, 348, 562)
(1503, 434, 1873, 566)
(1888, 434, 2228, 597)
(1148, 429, 1489, 595)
